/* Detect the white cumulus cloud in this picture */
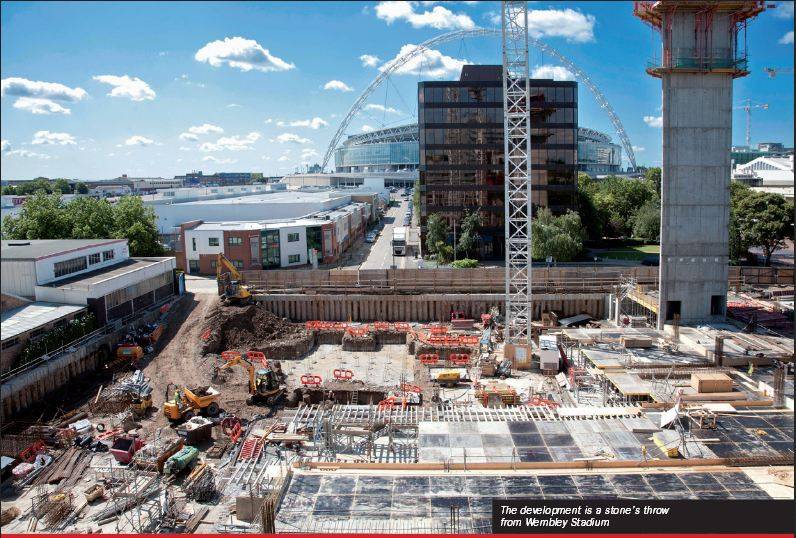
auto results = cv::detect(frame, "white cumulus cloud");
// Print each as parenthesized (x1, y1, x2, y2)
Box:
(180, 123, 224, 140)
(324, 80, 354, 92)
(277, 155, 291, 162)
(277, 117, 328, 129)
(124, 135, 155, 146)
(301, 148, 319, 158)
(202, 156, 238, 164)
(643, 115, 663, 128)
(773, 2, 794, 18)
(364, 104, 401, 114)
(779, 31, 794, 44)
(375, 1, 474, 30)
(195, 37, 295, 73)
(1, 139, 10, 153)
(531, 65, 574, 81)
(32, 130, 76, 145)
(381, 44, 466, 78)
(489, 8, 596, 43)
(93, 75, 156, 101)
(632, 145, 645, 152)
(12, 97, 72, 115)
(200, 132, 261, 152)
(360, 54, 381, 67)
(1, 77, 87, 101)
(275, 133, 311, 144)
(361, 125, 376, 133)
(6, 148, 51, 159)
(227, 103, 242, 108)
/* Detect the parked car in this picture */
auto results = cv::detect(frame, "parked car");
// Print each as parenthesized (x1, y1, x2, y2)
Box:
(365, 232, 377, 243)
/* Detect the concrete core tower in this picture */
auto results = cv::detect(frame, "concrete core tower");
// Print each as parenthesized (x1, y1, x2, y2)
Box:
(634, 1, 766, 329)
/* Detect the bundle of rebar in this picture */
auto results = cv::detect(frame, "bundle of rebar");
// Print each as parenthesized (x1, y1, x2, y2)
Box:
(184, 463, 217, 502)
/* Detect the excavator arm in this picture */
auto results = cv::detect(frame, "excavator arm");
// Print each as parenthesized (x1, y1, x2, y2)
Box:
(216, 253, 252, 302)
(219, 351, 257, 395)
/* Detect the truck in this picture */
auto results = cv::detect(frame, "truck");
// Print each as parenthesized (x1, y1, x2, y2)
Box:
(392, 226, 407, 256)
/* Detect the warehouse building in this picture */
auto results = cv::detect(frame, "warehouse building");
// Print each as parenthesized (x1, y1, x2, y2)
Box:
(0, 239, 176, 325)
(175, 199, 374, 273)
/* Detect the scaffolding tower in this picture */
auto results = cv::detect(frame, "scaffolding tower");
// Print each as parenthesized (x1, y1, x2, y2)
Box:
(502, 0, 533, 345)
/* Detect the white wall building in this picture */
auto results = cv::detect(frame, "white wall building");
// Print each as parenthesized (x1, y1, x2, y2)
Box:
(733, 155, 794, 201)
(1, 239, 176, 324)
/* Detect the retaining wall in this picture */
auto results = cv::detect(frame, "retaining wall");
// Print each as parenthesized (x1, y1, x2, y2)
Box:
(255, 293, 607, 322)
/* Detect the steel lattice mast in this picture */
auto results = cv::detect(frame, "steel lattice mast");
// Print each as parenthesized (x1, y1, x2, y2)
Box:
(502, 0, 532, 345)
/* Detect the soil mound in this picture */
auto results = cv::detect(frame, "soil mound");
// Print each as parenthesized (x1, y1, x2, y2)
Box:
(203, 304, 313, 359)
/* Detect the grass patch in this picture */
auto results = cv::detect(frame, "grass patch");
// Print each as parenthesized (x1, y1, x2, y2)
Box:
(598, 244, 660, 261)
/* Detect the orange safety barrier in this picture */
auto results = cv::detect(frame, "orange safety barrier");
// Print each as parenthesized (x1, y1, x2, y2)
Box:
(200, 328, 212, 341)
(419, 353, 439, 364)
(429, 325, 448, 335)
(450, 353, 470, 365)
(221, 416, 242, 443)
(246, 350, 268, 367)
(372, 321, 390, 331)
(394, 322, 410, 332)
(333, 369, 354, 381)
(401, 383, 421, 394)
(221, 350, 242, 362)
(346, 326, 369, 337)
(300, 374, 323, 387)
(529, 396, 560, 409)
(18, 440, 45, 462)
(332, 322, 348, 330)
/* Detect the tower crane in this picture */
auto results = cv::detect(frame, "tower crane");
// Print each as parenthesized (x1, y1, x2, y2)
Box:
(733, 97, 768, 148)
(763, 67, 793, 78)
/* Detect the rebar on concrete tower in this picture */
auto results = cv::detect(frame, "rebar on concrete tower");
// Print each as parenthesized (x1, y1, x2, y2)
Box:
(502, 0, 533, 345)
(634, 1, 766, 329)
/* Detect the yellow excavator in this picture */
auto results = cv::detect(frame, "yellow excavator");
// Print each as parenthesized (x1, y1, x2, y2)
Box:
(216, 253, 253, 304)
(217, 351, 286, 406)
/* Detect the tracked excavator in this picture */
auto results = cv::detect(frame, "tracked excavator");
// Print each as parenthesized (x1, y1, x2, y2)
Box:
(216, 253, 253, 304)
(217, 350, 286, 405)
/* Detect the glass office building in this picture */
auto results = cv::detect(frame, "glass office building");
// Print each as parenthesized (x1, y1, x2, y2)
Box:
(418, 65, 578, 259)
(334, 125, 419, 173)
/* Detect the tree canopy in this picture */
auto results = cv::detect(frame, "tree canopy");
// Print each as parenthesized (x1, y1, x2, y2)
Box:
(455, 209, 481, 258)
(734, 191, 794, 266)
(577, 174, 658, 238)
(2, 193, 164, 256)
(531, 208, 586, 262)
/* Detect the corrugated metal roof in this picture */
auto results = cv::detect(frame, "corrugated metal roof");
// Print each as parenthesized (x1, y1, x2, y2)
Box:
(1, 302, 86, 341)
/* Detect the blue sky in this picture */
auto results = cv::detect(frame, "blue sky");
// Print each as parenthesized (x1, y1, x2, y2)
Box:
(1, 1, 793, 180)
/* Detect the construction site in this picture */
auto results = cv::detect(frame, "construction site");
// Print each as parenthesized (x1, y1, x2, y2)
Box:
(0, 1, 793, 535)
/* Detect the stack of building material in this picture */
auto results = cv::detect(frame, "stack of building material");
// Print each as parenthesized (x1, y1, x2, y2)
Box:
(184, 462, 216, 502)
(691, 373, 733, 393)
(620, 335, 653, 348)
(132, 437, 183, 473)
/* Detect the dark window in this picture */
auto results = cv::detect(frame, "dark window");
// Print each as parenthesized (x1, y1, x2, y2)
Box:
(232, 260, 244, 269)
(191, 237, 197, 251)
(102, 249, 115, 261)
(189, 260, 200, 272)
(288, 254, 301, 264)
(88, 253, 101, 265)
(209, 237, 219, 247)
(54, 256, 88, 278)
(228, 236, 243, 246)
(287, 232, 300, 242)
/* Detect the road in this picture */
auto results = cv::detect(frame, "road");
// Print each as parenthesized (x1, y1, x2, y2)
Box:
(359, 197, 419, 270)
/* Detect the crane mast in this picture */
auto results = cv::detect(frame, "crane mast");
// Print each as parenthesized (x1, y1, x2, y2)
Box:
(502, 0, 532, 345)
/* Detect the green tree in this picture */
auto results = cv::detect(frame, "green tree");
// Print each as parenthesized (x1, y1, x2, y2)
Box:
(412, 179, 420, 213)
(52, 178, 72, 194)
(1, 192, 70, 239)
(435, 242, 454, 265)
(2, 185, 17, 195)
(112, 196, 164, 256)
(456, 209, 481, 258)
(735, 192, 794, 266)
(632, 199, 661, 240)
(576, 174, 605, 240)
(729, 181, 752, 263)
(68, 196, 115, 239)
(425, 213, 448, 256)
(75, 182, 89, 194)
(18, 178, 53, 195)
(644, 167, 661, 196)
(531, 209, 585, 262)
(588, 176, 657, 237)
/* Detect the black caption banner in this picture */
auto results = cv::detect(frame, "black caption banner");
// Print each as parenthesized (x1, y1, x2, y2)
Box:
(492, 499, 795, 534)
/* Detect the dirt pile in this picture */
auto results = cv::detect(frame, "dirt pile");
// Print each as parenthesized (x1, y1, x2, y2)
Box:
(203, 303, 313, 360)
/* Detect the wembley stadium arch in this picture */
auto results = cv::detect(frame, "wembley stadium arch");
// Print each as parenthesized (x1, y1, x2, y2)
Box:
(323, 27, 638, 172)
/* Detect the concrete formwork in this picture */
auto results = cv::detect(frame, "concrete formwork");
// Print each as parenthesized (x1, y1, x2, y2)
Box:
(255, 293, 607, 322)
